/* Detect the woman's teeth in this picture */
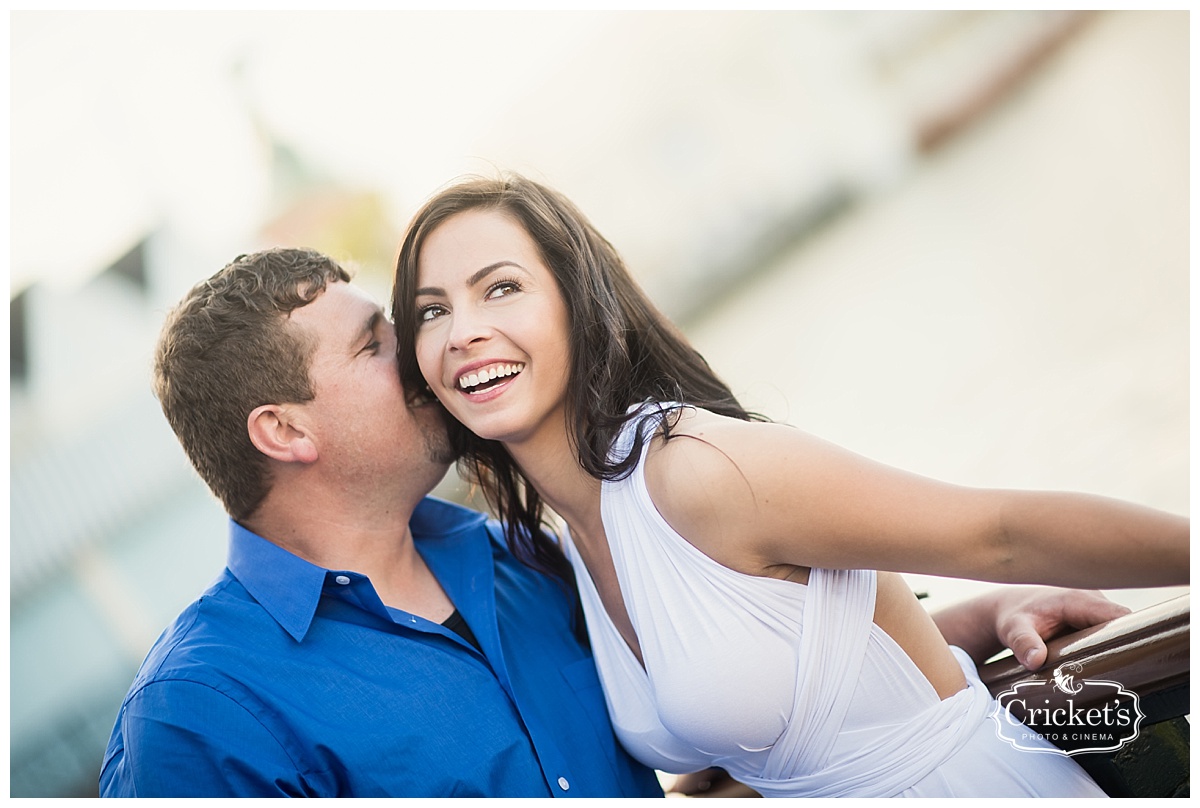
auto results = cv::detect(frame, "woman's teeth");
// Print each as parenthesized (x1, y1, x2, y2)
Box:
(459, 363, 525, 392)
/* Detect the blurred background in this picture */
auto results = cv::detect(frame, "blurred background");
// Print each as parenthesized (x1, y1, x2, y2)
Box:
(9, 10, 1189, 798)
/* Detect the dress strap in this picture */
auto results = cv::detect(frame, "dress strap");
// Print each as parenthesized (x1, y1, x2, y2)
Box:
(607, 401, 687, 465)
(739, 564, 995, 797)
(761, 567, 876, 780)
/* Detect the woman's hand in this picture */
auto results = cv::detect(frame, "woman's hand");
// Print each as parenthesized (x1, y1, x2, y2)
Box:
(666, 768, 760, 798)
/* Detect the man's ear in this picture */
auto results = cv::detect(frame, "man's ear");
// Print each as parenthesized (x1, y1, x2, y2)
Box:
(247, 404, 318, 464)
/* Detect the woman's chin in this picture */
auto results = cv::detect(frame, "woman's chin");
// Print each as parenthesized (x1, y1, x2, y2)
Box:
(445, 406, 509, 443)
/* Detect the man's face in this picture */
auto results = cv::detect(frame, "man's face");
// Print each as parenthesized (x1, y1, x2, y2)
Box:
(288, 280, 452, 489)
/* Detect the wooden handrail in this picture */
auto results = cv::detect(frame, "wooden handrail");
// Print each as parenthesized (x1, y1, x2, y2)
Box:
(979, 594, 1189, 718)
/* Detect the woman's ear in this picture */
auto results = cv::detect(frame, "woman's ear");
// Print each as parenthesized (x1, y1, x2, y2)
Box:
(247, 404, 318, 465)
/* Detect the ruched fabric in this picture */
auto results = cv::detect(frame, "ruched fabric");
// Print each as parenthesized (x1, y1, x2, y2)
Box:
(561, 402, 1106, 797)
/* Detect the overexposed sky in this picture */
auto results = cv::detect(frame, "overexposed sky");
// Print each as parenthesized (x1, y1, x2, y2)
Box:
(10, 11, 607, 290)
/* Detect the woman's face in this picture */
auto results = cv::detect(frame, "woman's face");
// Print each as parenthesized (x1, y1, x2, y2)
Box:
(413, 208, 573, 447)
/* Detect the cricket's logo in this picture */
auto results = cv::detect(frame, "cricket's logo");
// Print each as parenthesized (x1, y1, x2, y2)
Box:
(1052, 662, 1085, 695)
(990, 663, 1143, 756)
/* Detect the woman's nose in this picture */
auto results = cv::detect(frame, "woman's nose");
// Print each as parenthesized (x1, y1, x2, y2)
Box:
(445, 306, 491, 352)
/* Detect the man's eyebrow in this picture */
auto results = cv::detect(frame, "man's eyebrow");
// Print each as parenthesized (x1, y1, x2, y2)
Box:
(416, 261, 522, 298)
(351, 310, 383, 350)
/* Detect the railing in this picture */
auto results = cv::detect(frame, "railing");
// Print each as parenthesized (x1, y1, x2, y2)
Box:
(979, 594, 1190, 798)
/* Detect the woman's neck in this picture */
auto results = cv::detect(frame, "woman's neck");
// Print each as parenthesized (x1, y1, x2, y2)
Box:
(504, 414, 604, 541)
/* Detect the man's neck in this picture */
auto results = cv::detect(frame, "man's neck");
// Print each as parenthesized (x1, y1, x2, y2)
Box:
(246, 487, 454, 620)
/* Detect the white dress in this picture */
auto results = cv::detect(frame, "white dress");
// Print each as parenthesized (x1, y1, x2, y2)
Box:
(561, 403, 1106, 797)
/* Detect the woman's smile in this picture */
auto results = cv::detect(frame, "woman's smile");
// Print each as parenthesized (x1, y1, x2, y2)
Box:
(450, 358, 527, 406)
(455, 360, 526, 395)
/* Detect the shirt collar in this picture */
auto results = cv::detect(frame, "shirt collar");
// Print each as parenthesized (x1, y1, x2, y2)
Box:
(227, 519, 327, 642)
(227, 497, 491, 643)
(409, 495, 489, 541)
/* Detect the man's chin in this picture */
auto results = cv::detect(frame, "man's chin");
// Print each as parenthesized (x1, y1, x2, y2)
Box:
(406, 386, 439, 408)
(410, 400, 458, 465)
(426, 438, 458, 467)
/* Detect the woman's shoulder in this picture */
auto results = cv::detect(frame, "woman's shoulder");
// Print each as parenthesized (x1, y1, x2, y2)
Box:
(654, 403, 793, 454)
(641, 406, 784, 568)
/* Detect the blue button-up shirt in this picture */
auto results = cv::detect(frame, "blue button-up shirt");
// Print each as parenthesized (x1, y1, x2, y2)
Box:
(99, 497, 662, 798)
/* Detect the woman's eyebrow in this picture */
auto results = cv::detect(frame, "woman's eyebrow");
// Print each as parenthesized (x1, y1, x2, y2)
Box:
(416, 261, 523, 297)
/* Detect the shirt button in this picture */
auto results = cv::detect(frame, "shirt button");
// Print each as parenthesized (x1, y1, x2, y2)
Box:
(557, 777, 570, 791)
(334, 575, 351, 585)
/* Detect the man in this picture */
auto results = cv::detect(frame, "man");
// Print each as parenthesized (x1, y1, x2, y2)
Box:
(99, 248, 1126, 797)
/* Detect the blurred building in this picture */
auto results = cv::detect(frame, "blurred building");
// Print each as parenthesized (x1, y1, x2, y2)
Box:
(9, 10, 1186, 797)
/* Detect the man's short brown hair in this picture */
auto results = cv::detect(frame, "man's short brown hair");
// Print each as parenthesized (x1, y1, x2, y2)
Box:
(153, 248, 350, 519)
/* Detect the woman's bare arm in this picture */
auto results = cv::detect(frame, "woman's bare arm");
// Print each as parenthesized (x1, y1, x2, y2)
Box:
(643, 408, 1188, 588)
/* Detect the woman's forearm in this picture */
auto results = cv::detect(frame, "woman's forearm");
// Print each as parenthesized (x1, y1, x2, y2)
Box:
(996, 491, 1188, 588)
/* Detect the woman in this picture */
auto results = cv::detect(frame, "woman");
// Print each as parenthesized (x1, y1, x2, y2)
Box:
(391, 173, 1187, 797)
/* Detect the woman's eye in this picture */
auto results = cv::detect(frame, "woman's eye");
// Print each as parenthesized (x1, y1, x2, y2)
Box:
(419, 304, 446, 323)
(362, 340, 381, 354)
(486, 281, 521, 300)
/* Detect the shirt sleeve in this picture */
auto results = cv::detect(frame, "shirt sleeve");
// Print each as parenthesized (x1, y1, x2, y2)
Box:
(100, 678, 312, 797)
